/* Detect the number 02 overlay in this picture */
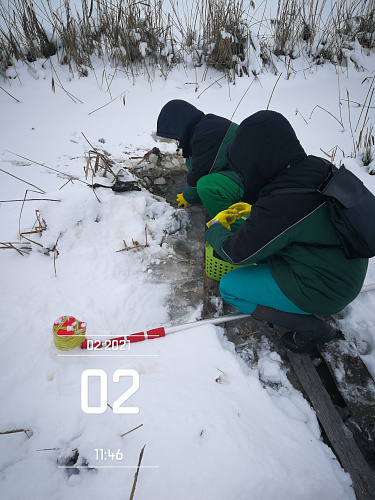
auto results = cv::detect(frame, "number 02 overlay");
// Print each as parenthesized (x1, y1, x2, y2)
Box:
(81, 369, 140, 414)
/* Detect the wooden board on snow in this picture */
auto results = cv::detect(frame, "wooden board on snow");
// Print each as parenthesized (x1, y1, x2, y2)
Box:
(277, 338, 375, 500)
(319, 338, 375, 456)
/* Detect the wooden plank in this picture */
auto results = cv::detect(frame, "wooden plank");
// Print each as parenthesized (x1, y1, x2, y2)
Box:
(279, 342, 375, 500)
(319, 338, 375, 456)
(200, 211, 375, 496)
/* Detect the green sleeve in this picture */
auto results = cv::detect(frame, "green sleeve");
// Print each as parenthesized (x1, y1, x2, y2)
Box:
(206, 204, 342, 266)
(181, 157, 200, 204)
(183, 184, 202, 205)
(205, 216, 309, 266)
(205, 224, 236, 262)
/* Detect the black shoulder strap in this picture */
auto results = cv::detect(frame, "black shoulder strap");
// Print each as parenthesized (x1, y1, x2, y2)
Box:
(272, 160, 336, 196)
(270, 187, 318, 195)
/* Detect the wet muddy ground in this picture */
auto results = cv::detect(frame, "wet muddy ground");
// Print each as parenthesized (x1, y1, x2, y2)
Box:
(123, 148, 208, 325)
(118, 146, 285, 354)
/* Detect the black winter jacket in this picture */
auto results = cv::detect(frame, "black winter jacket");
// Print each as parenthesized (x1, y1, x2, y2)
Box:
(206, 110, 368, 315)
(156, 100, 241, 203)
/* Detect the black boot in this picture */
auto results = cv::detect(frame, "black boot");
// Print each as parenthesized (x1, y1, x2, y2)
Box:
(251, 305, 337, 353)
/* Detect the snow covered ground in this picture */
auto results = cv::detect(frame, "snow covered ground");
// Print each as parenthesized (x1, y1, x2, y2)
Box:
(1, 19, 375, 500)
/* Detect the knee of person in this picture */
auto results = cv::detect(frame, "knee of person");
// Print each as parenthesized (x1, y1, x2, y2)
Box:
(197, 176, 214, 197)
(219, 274, 231, 300)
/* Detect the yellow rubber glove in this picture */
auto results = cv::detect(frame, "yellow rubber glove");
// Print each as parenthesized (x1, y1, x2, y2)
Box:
(206, 209, 238, 230)
(176, 193, 188, 209)
(228, 202, 252, 218)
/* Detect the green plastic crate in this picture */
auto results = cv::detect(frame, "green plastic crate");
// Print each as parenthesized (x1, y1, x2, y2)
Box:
(205, 242, 252, 281)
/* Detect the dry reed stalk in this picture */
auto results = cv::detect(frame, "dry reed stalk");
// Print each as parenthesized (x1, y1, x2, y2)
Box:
(0, 86, 21, 102)
(0, 242, 29, 255)
(267, 71, 283, 109)
(357, 124, 374, 166)
(319, 145, 345, 163)
(0, 429, 31, 437)
(239, 324, 260, 337)
(20, 209, 47, 248)
(20, 232, 44, 247)
(309, 104, 344, 128)
(3, 1, 375, 79)
(0, 168, 45, 194)
(344, 77, 375, 164)
(19, 189, 32, 237)
(197, 75, 226, 99)
(356, 85, 374, 133)
(49, 60, 83, 103)
(0, 198, 60, 202)
(2, 0, 375, 85)
(53, 233, 62, 276)
(85, 151, 96, 179)
(121, 424, 143, 438)
(347, 89, 356, 154)
(294, 108, 308, 124)
(88, 92, 126, 115)
(81, 132, 97, 151)
(59, 179, 75, 190)
(5, 150, 90, 187)
(129, 445, 146, 500)
(85, 150, 118, 180)
(117, 226, 148, 253)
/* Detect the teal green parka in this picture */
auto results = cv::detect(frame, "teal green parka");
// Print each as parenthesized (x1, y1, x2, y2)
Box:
(206, 111, 368, 315)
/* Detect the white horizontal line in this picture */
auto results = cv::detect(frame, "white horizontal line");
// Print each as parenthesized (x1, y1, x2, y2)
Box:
(58, 465, 159, 469)
(57, 354, 159, 357)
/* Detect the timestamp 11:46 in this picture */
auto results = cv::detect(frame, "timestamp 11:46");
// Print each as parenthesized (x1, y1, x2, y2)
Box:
(95, 449, 123, 461)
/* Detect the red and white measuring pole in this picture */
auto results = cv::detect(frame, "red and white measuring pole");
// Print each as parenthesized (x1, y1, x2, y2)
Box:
(80, 312, 250, 349)
(80, 282, 375, 350)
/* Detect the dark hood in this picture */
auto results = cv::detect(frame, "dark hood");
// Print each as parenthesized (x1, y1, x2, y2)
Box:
(226, 110, 307, 203)
(156, 100, 204, 157)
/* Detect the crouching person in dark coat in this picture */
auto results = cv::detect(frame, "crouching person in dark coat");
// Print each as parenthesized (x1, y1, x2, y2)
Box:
(206, 110, 368, 353)
(156, 99, 245, 232)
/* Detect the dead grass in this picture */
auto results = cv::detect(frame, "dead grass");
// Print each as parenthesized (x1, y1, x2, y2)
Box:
(1, 0, 374, 84)
(85, 150, 118, 181)
(116, 226, 149, 253)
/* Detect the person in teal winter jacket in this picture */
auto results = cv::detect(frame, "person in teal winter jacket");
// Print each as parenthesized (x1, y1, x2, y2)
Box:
(206, 110, 368, 353)
(156, 100, 244, 231)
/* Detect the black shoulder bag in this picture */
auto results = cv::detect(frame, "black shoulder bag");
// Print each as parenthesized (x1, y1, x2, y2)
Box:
(272, 163, 375, 259)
